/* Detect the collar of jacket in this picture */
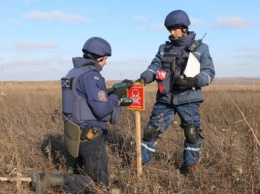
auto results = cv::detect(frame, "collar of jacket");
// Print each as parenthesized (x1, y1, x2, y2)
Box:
(168, 32, 196, 47)
(72, 57, 102, 72)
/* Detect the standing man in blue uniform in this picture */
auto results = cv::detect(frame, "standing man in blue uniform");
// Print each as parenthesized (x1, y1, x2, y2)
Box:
(31, 37, 132, 193)
(136, 10, 215, 174)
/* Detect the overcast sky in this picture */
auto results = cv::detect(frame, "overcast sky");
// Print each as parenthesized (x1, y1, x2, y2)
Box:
(1, 0, 260, 81)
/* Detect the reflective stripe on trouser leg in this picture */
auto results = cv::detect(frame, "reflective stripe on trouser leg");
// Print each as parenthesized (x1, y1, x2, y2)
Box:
(183, 136, 202, 166)
(141, 140, 157, 165)
(142, 102, 174, 165)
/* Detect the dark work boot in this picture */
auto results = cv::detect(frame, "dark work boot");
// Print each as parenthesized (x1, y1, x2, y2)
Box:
(181, 165, 196, 174)
(180, 165, 199, 188)
(31, 173, 65, 194)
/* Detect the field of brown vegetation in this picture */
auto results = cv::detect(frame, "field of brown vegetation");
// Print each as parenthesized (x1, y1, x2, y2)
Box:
(0, 78, 260, 194)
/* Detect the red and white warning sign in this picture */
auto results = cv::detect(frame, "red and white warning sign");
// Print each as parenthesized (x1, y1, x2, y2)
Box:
(127, 83, 145, 111)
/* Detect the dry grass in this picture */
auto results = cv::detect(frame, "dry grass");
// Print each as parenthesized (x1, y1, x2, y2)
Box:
(0, 78, 259, 194)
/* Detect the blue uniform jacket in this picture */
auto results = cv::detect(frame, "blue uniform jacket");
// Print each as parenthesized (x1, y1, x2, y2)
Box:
(73, 57, 120, 131)
(140, 33, 215, 105)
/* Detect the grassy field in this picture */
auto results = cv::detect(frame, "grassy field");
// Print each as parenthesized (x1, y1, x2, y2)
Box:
(0, 78, 259, 194)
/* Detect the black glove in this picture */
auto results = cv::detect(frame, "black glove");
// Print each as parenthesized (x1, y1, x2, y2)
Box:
(121, 79, 134, 87)
(175, 77, 199, 90)
(135, 77, 147, 85)
(112, 86, 127, 99)
(119, 97, 133, 106)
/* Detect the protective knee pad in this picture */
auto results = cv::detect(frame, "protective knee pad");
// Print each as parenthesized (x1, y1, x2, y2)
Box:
(184, 125, 201, 144)
(143, 122, 159, 142)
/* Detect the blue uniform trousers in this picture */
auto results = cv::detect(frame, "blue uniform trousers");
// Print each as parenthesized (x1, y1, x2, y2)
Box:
(65, 134, 108, 193)
(142, 101, 202, 166)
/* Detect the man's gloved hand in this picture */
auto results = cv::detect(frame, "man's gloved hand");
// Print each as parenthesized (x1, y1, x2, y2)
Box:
(112, 86, 127, 99)
(121, 79, 134, 87)
(175, 77, 199, 90)
(135, 77, 147, 85)
(119, 97, 133, 106)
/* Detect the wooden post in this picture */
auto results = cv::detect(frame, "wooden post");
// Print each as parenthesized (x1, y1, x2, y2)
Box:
(0, 177, 32, 182)
(135, 110, 143, 176)
(127, 83, 145, 176)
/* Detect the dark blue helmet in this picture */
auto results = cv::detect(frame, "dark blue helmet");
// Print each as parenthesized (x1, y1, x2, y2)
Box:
(82, 37, 112, 56)
(164, 10, 190, 29)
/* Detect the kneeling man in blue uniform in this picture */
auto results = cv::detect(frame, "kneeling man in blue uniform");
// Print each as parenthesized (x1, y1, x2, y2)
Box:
(31, 37, 133, 193)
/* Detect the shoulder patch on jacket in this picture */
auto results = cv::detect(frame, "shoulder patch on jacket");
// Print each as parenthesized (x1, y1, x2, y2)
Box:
(94, 76, 99, 80)
(98, 90, 108, 102)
